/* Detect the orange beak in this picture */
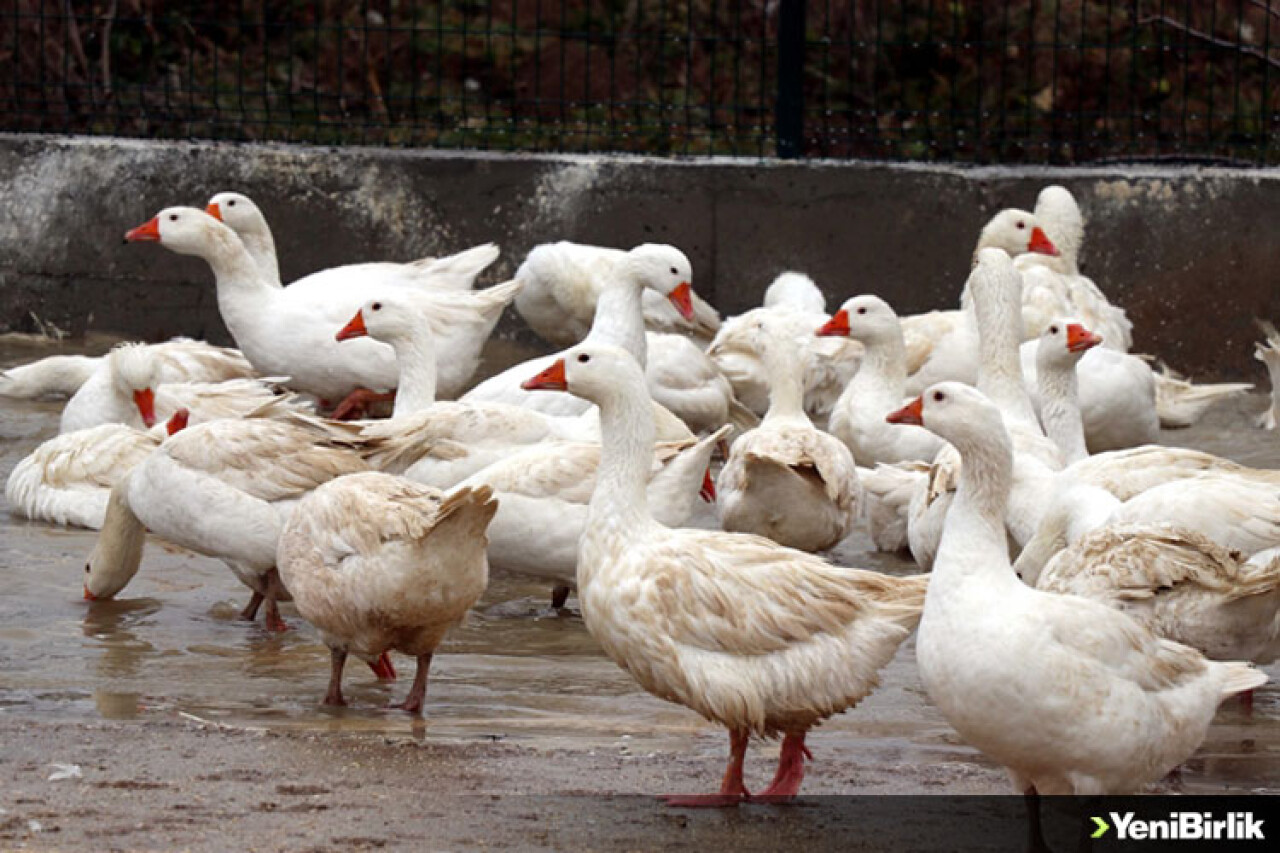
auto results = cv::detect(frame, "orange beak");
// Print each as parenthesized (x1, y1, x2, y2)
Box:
(336, 310, 368, 341)
(817, 309, 850, 337)
(133, 388, 157, 428)
(1066, 323, 1103, 353)
(205, 202, 223, 221)
(124, 217, 161, 243)
(700, 467, 716, 503)
(166, 408, 190, 435)
(886, 396, 925, 426)
(1028, 226, 1060, 256)
(83, 585, 97, 601)
(668, 282, 696, 321)
(521, 358, 568, 392)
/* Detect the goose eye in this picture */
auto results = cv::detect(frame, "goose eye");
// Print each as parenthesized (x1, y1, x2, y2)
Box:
(227, 199, 236, 206)
(577, 354, 591, 364)
(856, 307, 867, 315)
(1015, 220, 1025, 229)
(1049, 325, 1059, 334)
(84, 563, 90, 574)
(669, 266, 678, 275)
(169, 214, 179, 222)
(371, 302, 382, 311)
(933, 391, 946, 402)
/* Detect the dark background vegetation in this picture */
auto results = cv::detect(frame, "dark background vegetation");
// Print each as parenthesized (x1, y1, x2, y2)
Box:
(4, 1, 1280, 162)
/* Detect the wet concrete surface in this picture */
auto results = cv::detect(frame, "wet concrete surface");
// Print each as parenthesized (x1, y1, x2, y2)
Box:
(0, 338, 1277, 850)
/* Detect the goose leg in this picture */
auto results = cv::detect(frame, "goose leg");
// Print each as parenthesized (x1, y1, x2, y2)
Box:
(238, 591, 264, 622)
(550, 584, 571, 610)
(367, 651, 397, 681)
(755, 731, 810, 801)
(397, 652, 433, 715)
(1024, 786, 1052, 853)
(330, 388, 395, 420)
(661, 728, 750, 808)
(262, 568, 289, 632)
(323, 647, 348, 707)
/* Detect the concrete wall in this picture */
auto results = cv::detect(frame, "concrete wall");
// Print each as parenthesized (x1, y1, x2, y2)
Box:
(1, 133, 1277, 378)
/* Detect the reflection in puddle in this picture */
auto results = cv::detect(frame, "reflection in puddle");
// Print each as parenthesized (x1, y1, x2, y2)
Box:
(0, 340, 1277, 792)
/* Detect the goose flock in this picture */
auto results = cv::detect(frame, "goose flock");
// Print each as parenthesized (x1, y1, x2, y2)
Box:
(2, 184, 1277, 823)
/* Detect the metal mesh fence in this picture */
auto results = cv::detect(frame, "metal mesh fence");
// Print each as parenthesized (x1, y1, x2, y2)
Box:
(4, 1, 1280, 164)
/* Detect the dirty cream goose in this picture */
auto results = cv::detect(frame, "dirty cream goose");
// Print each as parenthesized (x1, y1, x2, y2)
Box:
(6, 410, 189, 530)
(1255, 320, 1280, 429)
(124, 207, 519, 404)
(84, 412, 369, 632)
(522, 344, 927, 804)
(1, 337, 254, 401)
(707, 272, 862, 421)
(715, 313, 860, 551)
(513, 240, 720, 345)
(1029, 524, 1280, 665)
(818, 295, 944, 466)
(60, 342, 299, 433)
(335, 294, 692, 490)
(205, 191, 497, 293)
(278, 472, 497, 712)
(886, 382, 1265, 813)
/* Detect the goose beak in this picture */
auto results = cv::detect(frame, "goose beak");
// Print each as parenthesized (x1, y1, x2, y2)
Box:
(886, 396, 925, 426)
(205, 202, 223, 221)
(1066, 323, 1103, 353)
(521, 358, 568, 392)
(166, 408, 190, 435)
(124, 217, 161, 243)
(336, 310, 368, 341)
(668, 283, 696, 321)
(817, 309, 850, 337)
(83, 585, 97, 601)
(700, 467, 716, 503)
(132, 388, 157, 428)
(1028, 226, 1060, 257)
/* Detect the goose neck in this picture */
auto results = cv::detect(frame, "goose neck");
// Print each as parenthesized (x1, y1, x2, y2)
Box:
(933, 428, 1017, 590)
(1036, 360, 1088, 464)
(974, 280, 1039, 429)
(388, 333, 438, 417)
(760, 337, 808, 423)
(243, 229, 282, 288)
(587, 278, 648, 366)
(86, 482, 147, 599)
(590, 383, 659, 533)
(853, 332, 909, 403)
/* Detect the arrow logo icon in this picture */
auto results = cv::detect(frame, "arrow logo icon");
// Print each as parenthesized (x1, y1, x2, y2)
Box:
(1091, 816, 1110, 839)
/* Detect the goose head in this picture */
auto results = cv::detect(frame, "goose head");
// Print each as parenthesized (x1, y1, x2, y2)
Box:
(763, 272, 826, 314)
(205, 192, 269, 240)
(887, 381, 1007, 453)
(107, 343, 162, 427)
(521, 342, 645, 406)
(125, 206, 240, 259)
(622, 244, 696, 320)
(818, 295, 899, 344)
(975, 208, 1059, 263)
(1037, 320, 1102, 369)
(1032, 185, 1084, 263)
(336, 293, 423, 345)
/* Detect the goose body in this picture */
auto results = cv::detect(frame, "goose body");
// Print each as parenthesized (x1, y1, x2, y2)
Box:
(84, 414, 369, 629)
(716, 313, 860, 551)
(524, 344, 926, 803)
(125, 207, 516, 401)
(277, 472, 496, 711)
(889, 381, 1265, 803)
(513, 240, 720, 345)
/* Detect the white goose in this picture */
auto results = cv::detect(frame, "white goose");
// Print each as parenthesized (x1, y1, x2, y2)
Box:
(715, 313, 860, 551)
(2, 338, 254, 402)
(60, 342, 297, 433)
(205, 191, 496, 293)
(902, 207, 1061, 385)
(6, 410, 189, 530)
(706, 272, 862, 421)
(513, 240, 720, 345)
(1031, 320, 1104, 463)
(1032, 524, 1280, 664)
(277, 473, 496, 712)
(819, 295, 944, 466)
(84, 413, 369, 631)
(1258, 320, 1280, 429)
(524, 344, 927, 804)
(124, 207, 518, 404)
(887, 381, 1265, 812)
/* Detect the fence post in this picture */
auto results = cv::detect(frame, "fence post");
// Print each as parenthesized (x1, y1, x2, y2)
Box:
(775, 0, 807, 158)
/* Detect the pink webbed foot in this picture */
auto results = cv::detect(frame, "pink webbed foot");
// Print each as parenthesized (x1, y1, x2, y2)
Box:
(753, 732, 810, 802)
(330, 388, 395, 421)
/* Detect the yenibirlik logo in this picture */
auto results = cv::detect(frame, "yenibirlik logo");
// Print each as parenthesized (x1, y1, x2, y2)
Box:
(1091, 812, 1265, 841)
